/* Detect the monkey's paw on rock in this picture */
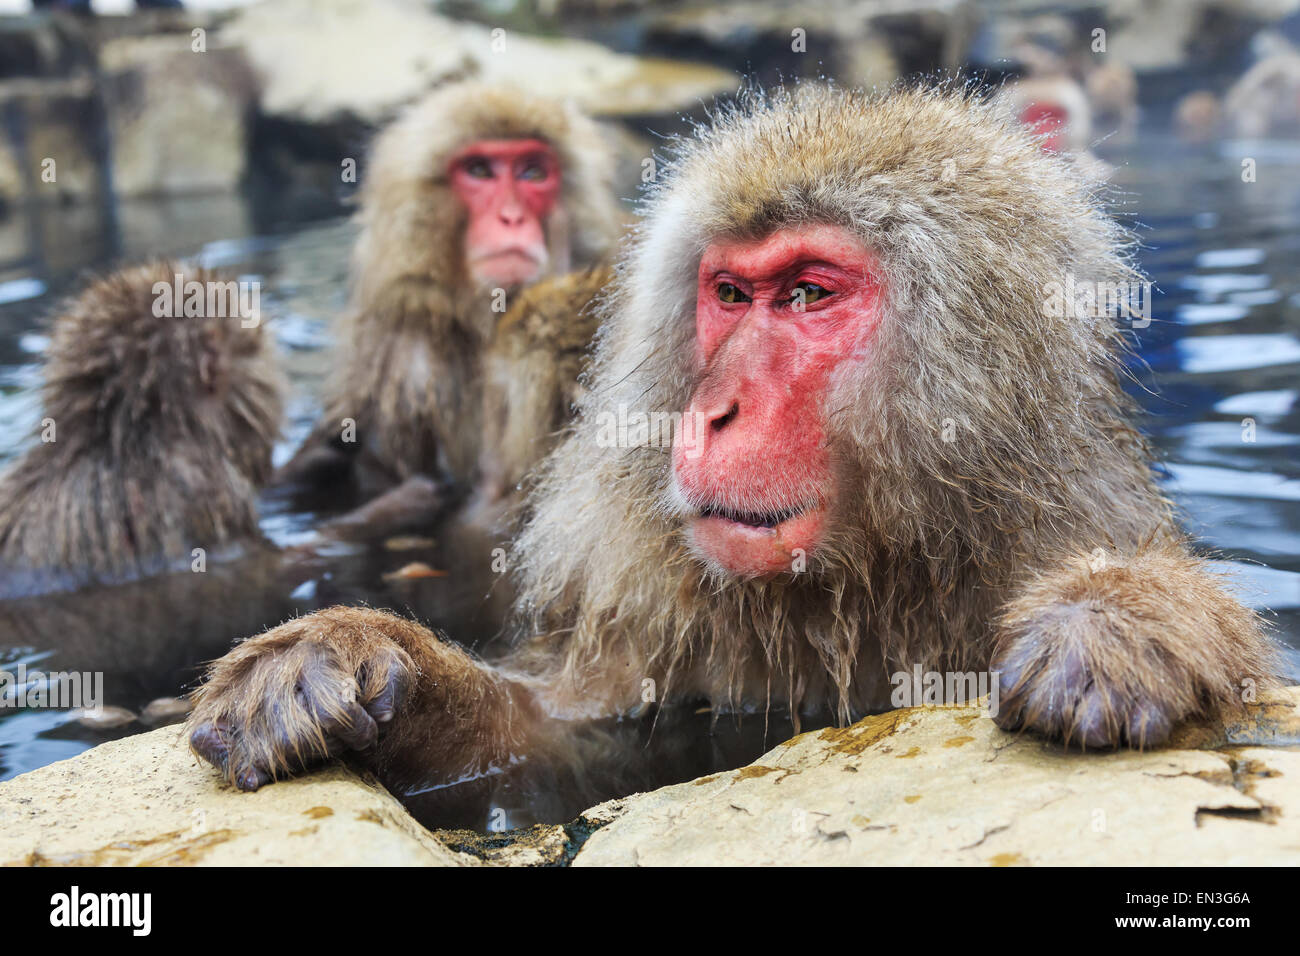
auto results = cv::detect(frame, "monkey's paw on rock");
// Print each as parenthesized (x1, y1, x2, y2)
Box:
(2, 690, 1299, 866)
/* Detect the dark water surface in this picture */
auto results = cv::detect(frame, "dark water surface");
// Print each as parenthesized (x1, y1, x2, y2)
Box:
(0, 131, 1297, 831)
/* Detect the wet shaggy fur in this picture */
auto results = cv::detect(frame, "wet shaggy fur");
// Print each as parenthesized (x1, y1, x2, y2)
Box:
(298, 82, 622, 492)
(189, 606, 532, 792)
(188, 83, 1281, 796)
(480, 264, 612, 505)
(0, 262, 283, 598)
(512, 82, 1279, 734)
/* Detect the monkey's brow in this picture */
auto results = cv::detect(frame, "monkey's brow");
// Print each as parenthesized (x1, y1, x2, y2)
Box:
(708, 259, 845, 282)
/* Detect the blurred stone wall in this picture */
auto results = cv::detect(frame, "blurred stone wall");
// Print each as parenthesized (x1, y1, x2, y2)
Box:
(0, 0, 1297, 213)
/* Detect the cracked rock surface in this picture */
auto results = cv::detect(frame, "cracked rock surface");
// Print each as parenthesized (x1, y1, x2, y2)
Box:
(0, 727, 475, 866)
(2, 689, 1298, 866)
(571, 688, 1300, 866)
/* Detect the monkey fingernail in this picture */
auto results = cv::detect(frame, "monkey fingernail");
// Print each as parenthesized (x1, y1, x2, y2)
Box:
(235, 765, 270, 792)
(331, 702, 379, 752)
(190, 721, 233, 770)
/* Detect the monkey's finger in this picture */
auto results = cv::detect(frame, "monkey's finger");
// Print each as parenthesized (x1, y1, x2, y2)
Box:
(989, 666, 1029, 731)
(1066, 691, 1119, 749)
(1124, 700, 1173, 749)
(234, 763, 273, 792)
(362, 672, 405, 725)
(190, 719, 234, 773)
(358, 649, 412, 724)
(990, 701, 1024, 732)
(321, 699, 379, 753)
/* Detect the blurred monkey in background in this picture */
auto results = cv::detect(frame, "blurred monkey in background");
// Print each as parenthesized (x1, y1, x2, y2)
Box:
(278, 83, 622, 538)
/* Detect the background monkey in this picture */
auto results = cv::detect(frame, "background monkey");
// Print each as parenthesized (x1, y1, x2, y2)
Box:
(189, 84, 1278, 799)
(0, 263, 283, 600)
(279, 82, 622, 534)
(475, 263, 611, 522)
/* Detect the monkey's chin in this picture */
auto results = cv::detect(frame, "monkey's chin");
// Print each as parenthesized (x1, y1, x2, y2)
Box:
(471, 251, 545, 287)
(689, 507, 826, 578)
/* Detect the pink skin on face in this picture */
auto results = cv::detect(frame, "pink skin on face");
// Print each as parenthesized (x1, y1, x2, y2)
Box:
(672, 223, 883, 578)
(450, 138, 561, 286)
(1020, 102, 1069, 153)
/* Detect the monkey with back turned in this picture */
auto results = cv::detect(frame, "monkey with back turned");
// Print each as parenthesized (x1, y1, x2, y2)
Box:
(0, 262, 284, 600)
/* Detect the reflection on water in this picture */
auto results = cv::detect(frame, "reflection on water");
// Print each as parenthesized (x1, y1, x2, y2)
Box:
(1112, 135, 1300, 669)
(0, 130, 1297, 831)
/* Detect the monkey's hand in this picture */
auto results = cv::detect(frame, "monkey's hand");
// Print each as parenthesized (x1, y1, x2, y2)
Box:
(319, 474, 449, 541)
(188, 608, 415, 791)
(990, 544, 1276, 749)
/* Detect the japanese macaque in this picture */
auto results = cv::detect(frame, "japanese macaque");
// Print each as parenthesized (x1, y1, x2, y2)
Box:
(1222, 43, 1300, 139)
(1175, 90, 1223, 144)
(998, 72, 1091, 154)
(1175, 39, 1300, 144)
(1084, 61, 1138, 145)
(995, 40, 1095, 157)
(278, 82, 621, 535)
(189, 84, 1279, 800)
(0, 263, 283, 600)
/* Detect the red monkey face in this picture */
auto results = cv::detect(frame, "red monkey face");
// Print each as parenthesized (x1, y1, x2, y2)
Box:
(1019, 102, 1069, 153)
(450, 138, 561, 287)
(672, 224, 883, 578)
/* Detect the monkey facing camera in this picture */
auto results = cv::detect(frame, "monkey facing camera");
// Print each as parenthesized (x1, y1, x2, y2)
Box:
(277, 83, 622, 537)
(188, 85, 1279, 799)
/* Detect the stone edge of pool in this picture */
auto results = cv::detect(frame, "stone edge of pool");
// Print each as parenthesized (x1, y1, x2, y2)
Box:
(2, 687, 1298, 867)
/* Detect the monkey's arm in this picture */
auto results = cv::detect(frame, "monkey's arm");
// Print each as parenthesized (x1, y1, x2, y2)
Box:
(990, 540, 1280, 748)
(272, 434, 356, 491)
(315, 475, 448, 542)
(271, 415, 448, 533)
(480, 265, 610, 502)
(187, 607, 621, 793)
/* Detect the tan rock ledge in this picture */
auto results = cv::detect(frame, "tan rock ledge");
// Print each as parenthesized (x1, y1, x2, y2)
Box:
(2, 689, 1298, 867)
(0, 727, 473, 866)
(574, 687, 1300, 866)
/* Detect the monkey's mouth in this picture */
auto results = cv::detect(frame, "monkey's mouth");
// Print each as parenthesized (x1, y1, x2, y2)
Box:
(697, 503, 809, 529)
(471, 247, 547, 285)
(689, 499, 826, 578)
(475, 247, 541, 264)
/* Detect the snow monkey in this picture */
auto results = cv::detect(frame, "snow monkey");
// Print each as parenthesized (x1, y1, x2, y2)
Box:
(0, 263, 283, 599)
(278, 82, 621, 535)
(189, 84, 1278, 797)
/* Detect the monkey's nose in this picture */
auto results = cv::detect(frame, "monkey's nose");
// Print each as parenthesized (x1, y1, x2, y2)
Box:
(708, 401, 739, 433)
(498, 198, 526, 226)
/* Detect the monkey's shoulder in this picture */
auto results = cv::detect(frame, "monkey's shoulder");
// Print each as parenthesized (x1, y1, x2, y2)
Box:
(495, 265, 612, 354)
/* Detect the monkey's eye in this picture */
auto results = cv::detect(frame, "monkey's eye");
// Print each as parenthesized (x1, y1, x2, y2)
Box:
(716, 283, 752, 304)
(463, 158, 494, 179)
(790, 282, 833, 305)
(517, 162, 549, 182)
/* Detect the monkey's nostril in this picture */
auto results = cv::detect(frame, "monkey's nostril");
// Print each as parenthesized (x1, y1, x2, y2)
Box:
(711, 402, 739, 433)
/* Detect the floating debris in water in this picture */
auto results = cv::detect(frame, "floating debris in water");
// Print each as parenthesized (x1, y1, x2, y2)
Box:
(140, 697, 193, 727)
(72, 706, 137, 730)
(384, 535, 436, 551)
(383, 562, 447, 582)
